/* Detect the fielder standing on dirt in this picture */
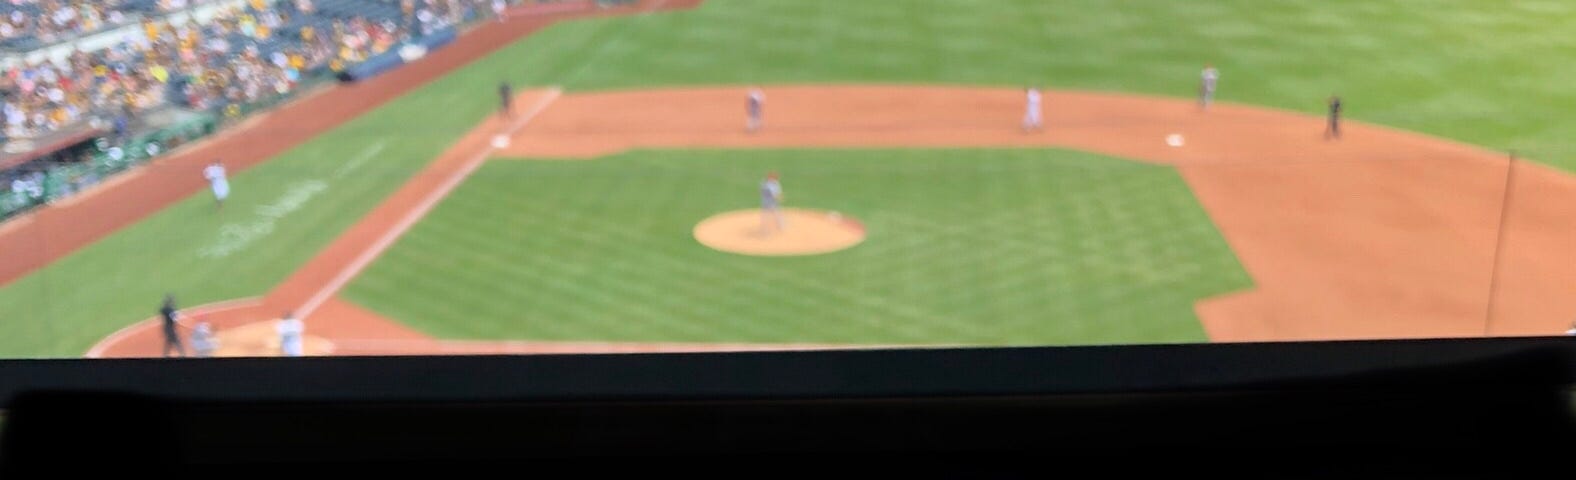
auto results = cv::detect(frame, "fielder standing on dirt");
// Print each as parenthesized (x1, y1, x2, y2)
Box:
(1199, 64, 1220, 111)
(760, 171, 784, 234)
(1022, 86, 1043, 132)
(746, 87, 765, 133)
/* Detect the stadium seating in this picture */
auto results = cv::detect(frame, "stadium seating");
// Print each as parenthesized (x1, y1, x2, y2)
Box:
(0, 0, 168, 51)
(0, 0, 509, 219)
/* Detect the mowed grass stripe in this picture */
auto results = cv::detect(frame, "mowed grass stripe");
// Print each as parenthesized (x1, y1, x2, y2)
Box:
(543, 0, 1576, 162)
(344, 148, 1248, 346)
(364, 171, 840, 342)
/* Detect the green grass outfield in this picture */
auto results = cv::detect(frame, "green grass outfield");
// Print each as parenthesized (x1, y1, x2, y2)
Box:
(342, 150, 1247, 346)
(3, 0, 1574, 356)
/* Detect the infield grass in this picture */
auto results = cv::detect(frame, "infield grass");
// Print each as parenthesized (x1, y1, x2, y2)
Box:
(342, 149, 1249, 346)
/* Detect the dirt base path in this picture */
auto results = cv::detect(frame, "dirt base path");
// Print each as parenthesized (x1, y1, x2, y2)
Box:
(90, 84, 1576, 357)
(0, 0, 700, 288)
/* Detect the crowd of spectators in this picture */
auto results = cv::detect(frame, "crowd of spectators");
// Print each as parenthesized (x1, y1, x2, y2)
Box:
(0, 1, 124, 44)
(326, 14, 410, 68)
(0, 0, 236, 46)
(0, 0, 519, 217)
(401, 0, 516, 36)
(0, 0, 446, 140)
(172, 1, 339, 114)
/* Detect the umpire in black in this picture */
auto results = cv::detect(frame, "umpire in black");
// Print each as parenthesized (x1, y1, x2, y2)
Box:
(1325, 95, 1342, 140)
(159, 294, 186, 358)
(499, 81, 513, 119)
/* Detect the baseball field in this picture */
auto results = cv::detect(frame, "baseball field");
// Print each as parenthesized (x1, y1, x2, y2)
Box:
(2, 0, 1575, 358)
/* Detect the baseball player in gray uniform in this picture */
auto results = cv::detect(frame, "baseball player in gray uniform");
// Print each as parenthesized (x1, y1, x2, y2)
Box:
(746, 88, 765, 133)
(760, 172, 784, 234)
(1199, 64, 1220, 111)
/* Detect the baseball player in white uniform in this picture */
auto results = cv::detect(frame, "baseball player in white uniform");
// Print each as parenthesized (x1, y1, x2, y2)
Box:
(760, 172, 784, 234)
(276, 312, 305, 357)
(1022, 87, 1043, 132)
(203, 160, 229, 211)
(1199, 64, 1220, 111)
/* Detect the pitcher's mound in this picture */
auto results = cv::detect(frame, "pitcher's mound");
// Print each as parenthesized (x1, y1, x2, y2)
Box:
(694, 208, 866, 256)
(211, 321, 336, 357)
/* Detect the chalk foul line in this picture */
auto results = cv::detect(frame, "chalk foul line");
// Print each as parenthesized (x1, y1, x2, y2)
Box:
(84, 296, 264, 358)
(294, 88, 563, 319)
(197, 141, 388, 259)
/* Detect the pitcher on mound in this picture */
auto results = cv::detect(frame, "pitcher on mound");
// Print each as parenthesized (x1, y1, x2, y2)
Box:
(760, 171, 784, 235)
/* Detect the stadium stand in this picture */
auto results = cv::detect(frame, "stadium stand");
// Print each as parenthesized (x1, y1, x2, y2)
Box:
(0, 0, 160, 52)
(0, 0, 519, 220)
